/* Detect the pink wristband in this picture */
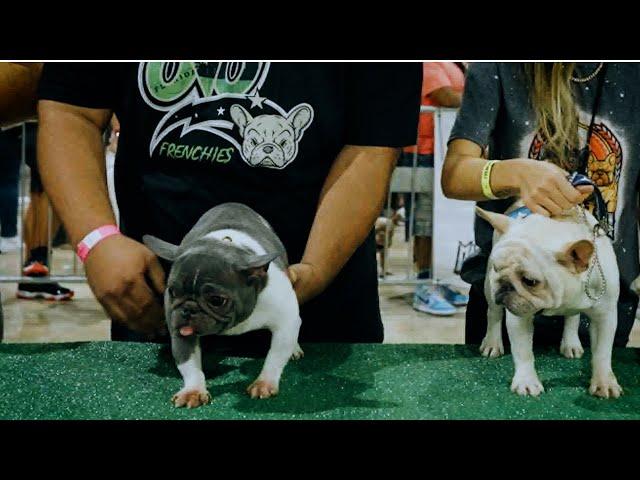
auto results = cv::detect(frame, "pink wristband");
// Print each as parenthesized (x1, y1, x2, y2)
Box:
(77, 225, 121, 263)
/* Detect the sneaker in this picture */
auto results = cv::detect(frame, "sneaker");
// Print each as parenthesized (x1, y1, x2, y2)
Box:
(0, 236, 21, 253)
(413, 286, 457, 316)
(439, 284, 469, 307)
(22, 260, 49, 277)
(16, 282, 74, 301)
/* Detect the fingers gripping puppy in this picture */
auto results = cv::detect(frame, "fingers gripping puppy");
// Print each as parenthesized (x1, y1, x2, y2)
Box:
(144, 203, 302, 408)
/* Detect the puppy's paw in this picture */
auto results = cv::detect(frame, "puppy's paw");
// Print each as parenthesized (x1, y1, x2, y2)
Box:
(560, 340, 584, 359)
(172, 387, 211, 408)
(480, 336, 504, 358)
(589, 374, 623, 399)
(291, 344, 304, 360)
(247, 379, 279, 399)
(511, 373, 544, 397)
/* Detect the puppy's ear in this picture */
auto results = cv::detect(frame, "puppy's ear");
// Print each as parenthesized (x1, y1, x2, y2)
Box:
(230, 104, 253, 136)
(286, 103, 313, 139)
(238, 251, 281, 285)
(556, 239, 594, 274)
(142, 235, 179, 262)
(475, 207, 512, 234)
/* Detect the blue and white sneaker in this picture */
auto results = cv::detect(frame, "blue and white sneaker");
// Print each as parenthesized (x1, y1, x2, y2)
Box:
(413, 286, 457, 316)
(438, 284, 469, 307)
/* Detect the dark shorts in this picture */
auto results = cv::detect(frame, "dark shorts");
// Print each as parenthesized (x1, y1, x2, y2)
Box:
(396, 152, 434, 239)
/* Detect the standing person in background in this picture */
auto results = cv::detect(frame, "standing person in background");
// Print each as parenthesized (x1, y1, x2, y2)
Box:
(0, 62, 42, 254)
(0, 62, 73, 299)
(442, 62, 639, 348)
(399, 62, 469, 316)
(16, 121, 74, 301)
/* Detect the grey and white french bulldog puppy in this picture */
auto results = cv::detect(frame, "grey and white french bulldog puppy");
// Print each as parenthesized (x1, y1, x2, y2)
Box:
(477, 201, 622, 399)
(143, 203, 302, 408)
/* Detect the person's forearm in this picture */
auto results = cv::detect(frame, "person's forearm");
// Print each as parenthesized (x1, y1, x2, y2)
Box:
(441, 153, 521, 201)
(302, 145, 398, 288)
(0, 62, 42, 127)
(38, 100, 115, 246)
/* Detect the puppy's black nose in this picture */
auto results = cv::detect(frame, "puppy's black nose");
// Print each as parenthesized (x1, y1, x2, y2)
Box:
(495, 283, 514, 305)
(263, 145, 274, 154)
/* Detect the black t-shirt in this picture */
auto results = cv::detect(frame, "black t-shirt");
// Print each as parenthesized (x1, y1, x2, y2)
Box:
(38, 62, 421, 343)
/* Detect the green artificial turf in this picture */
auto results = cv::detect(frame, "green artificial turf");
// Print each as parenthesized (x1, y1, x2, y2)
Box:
(0, 342, 638, 420)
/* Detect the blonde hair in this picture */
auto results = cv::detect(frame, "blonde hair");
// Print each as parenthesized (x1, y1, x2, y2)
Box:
(524, 63, 578, 170)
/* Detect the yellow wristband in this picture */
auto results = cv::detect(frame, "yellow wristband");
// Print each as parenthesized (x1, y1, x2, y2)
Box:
(481, 160, 500, 200)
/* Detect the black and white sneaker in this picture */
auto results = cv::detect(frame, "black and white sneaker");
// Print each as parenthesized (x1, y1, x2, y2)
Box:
(16, 282, 74, 301)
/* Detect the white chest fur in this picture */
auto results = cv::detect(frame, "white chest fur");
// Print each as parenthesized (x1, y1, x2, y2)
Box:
(203, 228, 299, 336)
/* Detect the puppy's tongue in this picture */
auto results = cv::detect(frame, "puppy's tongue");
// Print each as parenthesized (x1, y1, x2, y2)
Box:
(180, 326, 195, 336)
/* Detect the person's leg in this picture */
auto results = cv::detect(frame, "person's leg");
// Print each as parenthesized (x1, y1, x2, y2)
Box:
(22, 191, 61, 262)
(0, 130, 21, 248)
(465, 280, 492, 345)
(17, 123, 74, 301)
(413, 235, 432, 279)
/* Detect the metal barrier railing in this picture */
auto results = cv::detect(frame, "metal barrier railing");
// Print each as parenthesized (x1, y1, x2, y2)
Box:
(378, 105, 472, 286)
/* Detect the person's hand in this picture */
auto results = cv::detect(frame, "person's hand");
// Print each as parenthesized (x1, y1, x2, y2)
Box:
(287, 262, 326, 305)
(84, 234, 166, 334)
(509, 159, 593, 216)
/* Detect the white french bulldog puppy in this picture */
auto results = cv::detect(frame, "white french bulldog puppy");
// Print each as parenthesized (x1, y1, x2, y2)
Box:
(477, 201, 622, 398)
(230, 103, 313, 169)
(143, 203, 302, 408)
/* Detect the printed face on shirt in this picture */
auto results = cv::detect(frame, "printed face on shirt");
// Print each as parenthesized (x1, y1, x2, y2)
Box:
(138, 62, 315, 170)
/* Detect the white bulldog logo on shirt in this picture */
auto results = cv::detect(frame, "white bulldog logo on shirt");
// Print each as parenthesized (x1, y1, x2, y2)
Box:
(230, 103, 313, 169)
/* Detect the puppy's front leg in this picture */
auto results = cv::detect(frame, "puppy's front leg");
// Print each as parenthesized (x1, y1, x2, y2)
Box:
(506, 312, 544, 396)
(560, 314, 584, 359)
(247, 316, 301, 399)
(587, 307, 622, 398)
(480, 301, 504, 358)
(171, 333, 211, 408)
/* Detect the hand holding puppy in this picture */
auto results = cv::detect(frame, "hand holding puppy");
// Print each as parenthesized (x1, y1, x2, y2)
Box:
(288, 262, 326, 305)
(496, 159, 593, 216)
(84, 234, 166, 334)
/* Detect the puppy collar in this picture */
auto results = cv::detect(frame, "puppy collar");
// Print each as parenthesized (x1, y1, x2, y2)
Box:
(506, 173, 609, 233)
(507, 206, 532, 220)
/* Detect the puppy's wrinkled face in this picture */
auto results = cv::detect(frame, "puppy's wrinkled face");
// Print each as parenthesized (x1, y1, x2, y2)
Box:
(489, 240, 557, 317)
(143, 235, 279, 337)
(477, 206, 596, 318)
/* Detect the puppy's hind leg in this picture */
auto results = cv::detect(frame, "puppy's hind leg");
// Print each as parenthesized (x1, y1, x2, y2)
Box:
(480, 301, 505, 358)
(560, 314, 584, 359)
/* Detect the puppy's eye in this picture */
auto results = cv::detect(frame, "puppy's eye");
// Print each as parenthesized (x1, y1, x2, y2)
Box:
(522, 277, 539, 287)
(208, 295, 228, 307)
